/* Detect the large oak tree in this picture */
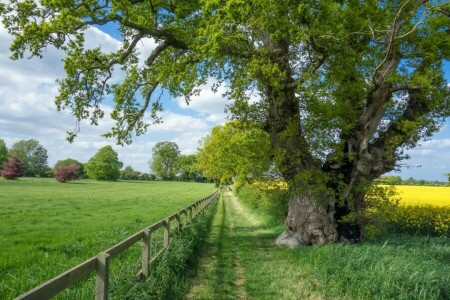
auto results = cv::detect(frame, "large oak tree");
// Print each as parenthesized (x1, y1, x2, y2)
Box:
(2, 0, 449, 245)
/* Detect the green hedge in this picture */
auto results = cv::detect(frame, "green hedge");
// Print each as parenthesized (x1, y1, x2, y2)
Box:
(235, 185, 289, 223)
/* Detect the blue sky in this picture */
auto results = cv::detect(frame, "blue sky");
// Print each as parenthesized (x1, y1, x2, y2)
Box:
(0, 24, 448, 181)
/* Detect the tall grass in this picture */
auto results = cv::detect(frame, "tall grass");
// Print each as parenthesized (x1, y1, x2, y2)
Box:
(230, 190, 450, 300)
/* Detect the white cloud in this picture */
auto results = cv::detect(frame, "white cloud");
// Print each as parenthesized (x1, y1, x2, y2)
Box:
(177, 81, 230, 123)
(0, 24, 221, 173)
(148, 111, 210, 133)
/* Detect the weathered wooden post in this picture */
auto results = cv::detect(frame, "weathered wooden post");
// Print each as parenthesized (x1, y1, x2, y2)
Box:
(163, 218, 170, 248)
(183, 210, 188, 227)
(176, 212, 181, 231)
(189, 206, 193, 222)
(95, 252, 110, 300)
(140, 229, 151, 279)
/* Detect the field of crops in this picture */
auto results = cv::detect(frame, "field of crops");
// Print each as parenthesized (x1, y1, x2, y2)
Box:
(0, 178, 215, 299)
(395, 185, 450, 206)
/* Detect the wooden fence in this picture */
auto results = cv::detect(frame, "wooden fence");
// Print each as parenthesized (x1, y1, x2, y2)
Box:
(15, 190, 219, 300)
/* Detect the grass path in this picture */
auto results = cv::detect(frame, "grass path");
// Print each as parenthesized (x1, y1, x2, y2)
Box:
(186, 190, 450, 300)
(185, 191, 323, 300)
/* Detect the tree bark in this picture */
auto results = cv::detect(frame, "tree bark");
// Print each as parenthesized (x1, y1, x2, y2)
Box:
(276, 191, 337, 247)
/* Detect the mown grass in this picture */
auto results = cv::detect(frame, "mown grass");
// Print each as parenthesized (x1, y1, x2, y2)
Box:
(0, 178, 215, 299)
(188, 190, 450, 300)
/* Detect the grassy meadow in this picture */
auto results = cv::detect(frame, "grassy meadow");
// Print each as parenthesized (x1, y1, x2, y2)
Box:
(0, 178, 214, 299)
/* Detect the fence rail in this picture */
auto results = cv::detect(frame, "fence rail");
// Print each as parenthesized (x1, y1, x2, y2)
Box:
(16, 189, 219, 300)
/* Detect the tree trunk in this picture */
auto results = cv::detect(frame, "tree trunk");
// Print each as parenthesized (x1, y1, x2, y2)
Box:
(276, 191, 337, 248)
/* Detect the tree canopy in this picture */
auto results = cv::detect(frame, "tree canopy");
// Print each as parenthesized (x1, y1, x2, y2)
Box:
(85, 146, 123, 181)
(9, 139, 48, 177)
(197, 121, 272, 185)
(54, 158, 85, 177)
(2, 0, 449, 245)
(150, 141, 180, 180)
(0, 139, 8, 168)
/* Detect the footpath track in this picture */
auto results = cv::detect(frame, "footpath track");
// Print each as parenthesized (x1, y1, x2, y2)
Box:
(185, 191, 324, 300)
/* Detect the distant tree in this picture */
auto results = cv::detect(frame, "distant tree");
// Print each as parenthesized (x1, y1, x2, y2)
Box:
(198, 122, 272, 185)
(120, 166, 141, 180)
(138, 173, 152, 181)
(175, 154, 201, 182)
(150, 142, 180, 180)
(379, 176, 403, 185)
(0, 139, 8, 168)
(9, 139, 48, 177)
(1, 157, 23, 179)
(85, 146, 123, 181)
(54, 165, 80, 183)
(54, 158, 85, 178)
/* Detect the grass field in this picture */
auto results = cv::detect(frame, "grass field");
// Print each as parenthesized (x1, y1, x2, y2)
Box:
(394, 185, 450, 207)
(188, 191, 450, 300)
(0, 178, 215, 299)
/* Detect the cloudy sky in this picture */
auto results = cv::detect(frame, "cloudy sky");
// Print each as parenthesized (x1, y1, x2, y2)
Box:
(0, 24, 449, 181)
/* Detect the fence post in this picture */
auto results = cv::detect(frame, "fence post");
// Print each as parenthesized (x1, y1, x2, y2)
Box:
(164, 218, 170, 248)
(95, 252, 110, 300)
(140, 229, 151, 280)
(183, 210, 188, 227)
(189, 207, 193, 222)
(176, 212, 181, 231)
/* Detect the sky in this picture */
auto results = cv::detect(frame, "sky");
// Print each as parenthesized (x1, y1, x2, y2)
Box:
(0, 23, 449, 181)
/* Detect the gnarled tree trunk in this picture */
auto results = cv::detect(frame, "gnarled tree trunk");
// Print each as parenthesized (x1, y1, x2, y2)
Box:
(276, 192, 337, 248)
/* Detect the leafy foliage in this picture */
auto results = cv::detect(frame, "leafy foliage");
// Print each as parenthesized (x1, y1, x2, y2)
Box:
(9, 139, 48, 177)
(175, 154, 204, 182)
(85, 146, 122, 181)
(54, 158, 85, 178)
(1, 157, 23, 180)
(120, 165, 141, 180)
(0, 139, 8, 167)
(150, 141, 180, 180)
(54, 165, 80, 183)
(197, 121, 272, 185)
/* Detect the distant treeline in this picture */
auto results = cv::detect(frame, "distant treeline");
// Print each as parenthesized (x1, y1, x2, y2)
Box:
(377, 175, 449, 187)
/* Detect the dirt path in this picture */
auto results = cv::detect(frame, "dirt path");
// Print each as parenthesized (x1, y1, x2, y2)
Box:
(185, 190, 261, 300)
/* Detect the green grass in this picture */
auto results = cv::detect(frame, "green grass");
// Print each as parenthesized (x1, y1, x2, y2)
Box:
(0, 178, 215, 299)
(187, 191, 450, 300)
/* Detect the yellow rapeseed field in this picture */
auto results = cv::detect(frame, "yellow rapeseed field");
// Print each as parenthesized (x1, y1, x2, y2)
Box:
(394, 185, 450, 207)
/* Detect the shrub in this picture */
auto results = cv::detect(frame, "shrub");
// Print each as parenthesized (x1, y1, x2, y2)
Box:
(1, 157, 23, 179)
(362, 185, 400, 240)
(236, 184, 289, 222)
(54, 165, 80, 183)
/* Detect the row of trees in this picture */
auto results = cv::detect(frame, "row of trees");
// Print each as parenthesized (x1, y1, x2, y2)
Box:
(378, 175, 449, 186)
(0, 138, 207, 183)
(149, 141, 205, 182)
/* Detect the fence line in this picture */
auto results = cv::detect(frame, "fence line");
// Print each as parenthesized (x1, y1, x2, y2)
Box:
(16, 189, 219, 300)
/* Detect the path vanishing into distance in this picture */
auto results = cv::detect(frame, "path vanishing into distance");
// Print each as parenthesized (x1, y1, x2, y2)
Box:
(186, 190, 325, 300)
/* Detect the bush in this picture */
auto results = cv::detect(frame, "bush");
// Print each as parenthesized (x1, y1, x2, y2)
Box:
(1, 157, 23, 179)
(54, 165, 80, 183)
(236, 184, 289, 222)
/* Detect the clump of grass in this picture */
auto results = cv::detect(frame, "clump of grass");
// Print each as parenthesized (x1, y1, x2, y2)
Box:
(109, 200, 218, 299)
